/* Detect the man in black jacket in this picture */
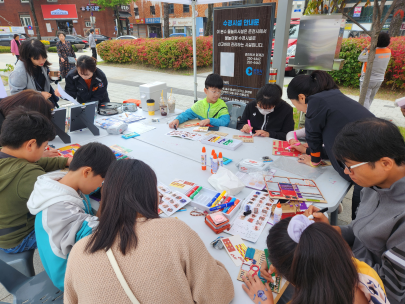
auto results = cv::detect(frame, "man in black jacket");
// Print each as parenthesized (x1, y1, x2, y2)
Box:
(237, 84, 294, 140)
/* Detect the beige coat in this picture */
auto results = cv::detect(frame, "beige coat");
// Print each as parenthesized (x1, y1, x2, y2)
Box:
(64, 217, 234, 304)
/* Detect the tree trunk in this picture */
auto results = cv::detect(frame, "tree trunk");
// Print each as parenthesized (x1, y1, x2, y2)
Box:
(205, 4, 213, 36)
(115, 8, 123, 36)
(29, 0, 41, 40)
(164, 3, 169, 38)
(388, 0, 405, 37)
(304, 0, 310, 14)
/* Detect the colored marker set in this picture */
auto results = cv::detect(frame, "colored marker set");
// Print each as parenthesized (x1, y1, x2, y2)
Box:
(188, 187, 242, 219)
(200, 135, 243, 151)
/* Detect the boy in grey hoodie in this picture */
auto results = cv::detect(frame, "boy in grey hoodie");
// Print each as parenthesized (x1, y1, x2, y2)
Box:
(306, 118, 405, 304)
(27, 142, 115, 291)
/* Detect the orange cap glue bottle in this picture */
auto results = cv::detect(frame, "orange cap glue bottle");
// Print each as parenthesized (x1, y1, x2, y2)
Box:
(218, 152, 223, 167)
(201, 147, 206, 171)
(273, 202, 282, 225)
(212, 153, 219, 174)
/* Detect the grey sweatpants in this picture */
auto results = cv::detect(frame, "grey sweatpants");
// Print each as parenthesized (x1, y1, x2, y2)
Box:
(359, 80, 382, 110)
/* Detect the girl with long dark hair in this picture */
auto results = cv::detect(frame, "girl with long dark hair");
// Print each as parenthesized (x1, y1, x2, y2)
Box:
(243, 216, 389, 304)
(64, 159, 234, 304)
(8, 39, 59, 107)
(10, 34, 20, 64)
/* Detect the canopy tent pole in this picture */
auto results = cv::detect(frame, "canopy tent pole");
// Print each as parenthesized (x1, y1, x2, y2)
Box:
(192, 0, 198, 103)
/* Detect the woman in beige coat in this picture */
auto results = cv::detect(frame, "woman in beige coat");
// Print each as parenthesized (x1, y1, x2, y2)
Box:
(64, 159, 234, 304)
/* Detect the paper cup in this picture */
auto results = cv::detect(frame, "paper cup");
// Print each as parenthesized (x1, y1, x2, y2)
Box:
(49, 66, 59, 81)
(147, 99, 155, 116)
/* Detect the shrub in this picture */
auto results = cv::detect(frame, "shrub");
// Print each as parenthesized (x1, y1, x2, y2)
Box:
(97, 36, 213, 70)
(0, 46, 11, 53)
(48, 46, 57, 52)
(41, 40, 50, 45)
(72, 44, 78, 52)
(329, 36, 405, 89)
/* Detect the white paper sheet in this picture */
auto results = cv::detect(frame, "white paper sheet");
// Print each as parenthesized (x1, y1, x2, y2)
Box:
(57, 84, 80, 106)
(0, 77, 7, 98)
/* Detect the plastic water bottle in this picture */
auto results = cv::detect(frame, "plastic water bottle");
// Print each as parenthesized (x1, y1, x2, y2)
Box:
(273, 202, 282, 225)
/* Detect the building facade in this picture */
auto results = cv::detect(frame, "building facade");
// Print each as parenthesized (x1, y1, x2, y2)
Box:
(0, 0, 116, 39)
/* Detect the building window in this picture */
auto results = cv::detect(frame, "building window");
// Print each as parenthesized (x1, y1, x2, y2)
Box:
(134, 7, 139, 16)
(21, 0, 29, 3)
(183, 5, 189, 13)
(0, 0, 4, 3)
(150, 6, 155, 15)
(20, 15, 32, 27)
(85, 21, 91, 27)
(169, 4, 174, 14)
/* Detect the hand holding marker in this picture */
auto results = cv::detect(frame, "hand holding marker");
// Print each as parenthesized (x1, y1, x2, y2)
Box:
(307, 207, 328, 220)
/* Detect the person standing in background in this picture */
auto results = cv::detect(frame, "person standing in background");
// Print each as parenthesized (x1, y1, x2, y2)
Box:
(358, 32, 391, 110)
(10, 34, 20, 65)
(88, 29, 97, 61)
(56, 31, 76, 81)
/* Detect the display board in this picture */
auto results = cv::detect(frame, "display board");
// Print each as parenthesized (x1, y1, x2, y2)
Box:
(213, 4, 275, 104)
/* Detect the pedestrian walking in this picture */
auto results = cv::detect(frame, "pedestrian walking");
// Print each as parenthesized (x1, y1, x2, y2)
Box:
(10, 34, 20, 65)
(88, 29, 97, 61)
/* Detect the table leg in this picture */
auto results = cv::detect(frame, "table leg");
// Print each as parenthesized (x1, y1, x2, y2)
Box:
(330, 209, 338, 225)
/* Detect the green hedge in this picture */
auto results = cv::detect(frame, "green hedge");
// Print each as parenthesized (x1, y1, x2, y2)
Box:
(329, 37, 405, 89)
(48, 44, 77, 53)
(0, 46, 11, 53)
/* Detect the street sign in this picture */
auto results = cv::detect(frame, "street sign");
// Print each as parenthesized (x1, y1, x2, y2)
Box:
(27, 25, 32, 30)
(115, 26, 118, 31)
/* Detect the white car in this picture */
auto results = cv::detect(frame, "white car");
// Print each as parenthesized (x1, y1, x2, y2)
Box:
(116, 35, 138, 40)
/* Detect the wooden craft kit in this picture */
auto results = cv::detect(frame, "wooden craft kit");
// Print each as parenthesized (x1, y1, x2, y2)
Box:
(57, 144, 81, 158)
(233, 135, 254, 143)
(272, 140, 302, 157)
(200, 134, 243, 151)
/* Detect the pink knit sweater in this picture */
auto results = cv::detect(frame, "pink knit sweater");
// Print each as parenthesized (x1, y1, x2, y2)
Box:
(65, 217, 234, 304)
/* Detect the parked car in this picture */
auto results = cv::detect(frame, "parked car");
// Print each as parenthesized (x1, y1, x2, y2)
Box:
(92, 34, 111, 44)
(169, 33, 186, 37)
(49, 35, 89, 48)
(0, 33, 30, 46)
(116, 35, 138, 40)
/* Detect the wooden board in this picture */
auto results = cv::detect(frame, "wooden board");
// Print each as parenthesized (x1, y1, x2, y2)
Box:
(264, 176, 327, 203)
(177, 119, 201, 129)
(272, 140, 301, 157)
(233, 135, 254, 143)
(207, 131, 229, 137)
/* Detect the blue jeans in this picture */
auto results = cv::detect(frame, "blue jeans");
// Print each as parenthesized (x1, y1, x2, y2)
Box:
(0, 230, 37, 253)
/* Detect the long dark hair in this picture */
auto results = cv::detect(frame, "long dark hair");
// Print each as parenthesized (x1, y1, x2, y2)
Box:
(19, 39, 50, 76)
(0, 89, 53, 119)
(267, 218, 358, 304)
(287, 70, 339, 101)
(86, 159, 160, 255)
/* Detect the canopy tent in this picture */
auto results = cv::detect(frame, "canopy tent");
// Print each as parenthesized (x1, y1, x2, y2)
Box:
(155, 0, 241, 102)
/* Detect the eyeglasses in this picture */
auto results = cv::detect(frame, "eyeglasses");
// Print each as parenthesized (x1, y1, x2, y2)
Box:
(338, 161, 369, 173)
(208, 89, 222, 96)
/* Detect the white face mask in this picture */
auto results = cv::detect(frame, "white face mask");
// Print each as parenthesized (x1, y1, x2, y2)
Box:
(257, 107, 274, 115)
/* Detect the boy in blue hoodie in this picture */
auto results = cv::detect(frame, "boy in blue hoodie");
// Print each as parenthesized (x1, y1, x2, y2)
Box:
(27, 142, 115, 291)
(169, 74, 230, 129)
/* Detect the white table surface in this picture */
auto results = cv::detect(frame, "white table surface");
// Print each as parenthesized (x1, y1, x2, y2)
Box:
(49, 114, 350, 303)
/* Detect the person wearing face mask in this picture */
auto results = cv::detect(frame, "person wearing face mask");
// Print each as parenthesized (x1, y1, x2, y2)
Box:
(57, 55, 110, 106)
(9, 39, 60, 107)
(237, 84, 294, 140)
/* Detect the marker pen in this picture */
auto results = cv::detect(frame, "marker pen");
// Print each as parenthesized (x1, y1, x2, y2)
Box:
(212, 191, 226, 207)
(207, 193, 220, 207)
(201, 147, 207, 171)
(248, 120, 253, 136)
(226, 199, 240, 214)
(186, 186, 199, 197)
(210, 202, 235, 211)
(223, 198, 236, 213)
(190, 186, 202, 199)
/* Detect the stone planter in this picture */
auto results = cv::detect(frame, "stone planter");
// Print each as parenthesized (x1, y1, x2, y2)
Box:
(75, 44, 85, 52)
(44, 44, 50, 52)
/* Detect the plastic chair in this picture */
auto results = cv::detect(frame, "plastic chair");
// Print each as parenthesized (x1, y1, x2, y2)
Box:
(0, 249, 35, 277)
(0, 259, 63, 304)
(226, 101, 246, 129)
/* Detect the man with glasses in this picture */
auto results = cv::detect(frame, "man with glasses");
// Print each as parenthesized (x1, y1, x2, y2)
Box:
(305, 117, 405, 304)
(169, 74, 230, 129)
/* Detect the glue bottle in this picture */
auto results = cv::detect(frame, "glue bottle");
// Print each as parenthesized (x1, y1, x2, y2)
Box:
(212, 153, 219, 174)
(201, 147, 206, 171)
(210, 149, 215, 170)
(218, 152, 223, 167)
(273, 202, 282, 225)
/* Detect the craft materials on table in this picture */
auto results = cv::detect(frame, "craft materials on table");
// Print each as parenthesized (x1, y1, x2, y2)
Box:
(226, 190, 276, 243)
(95, 117, 124, 129)
(57, 144, 81, 158)
(177, 119, 214, 129)
(166, 130, 205, 141)
(237, 159, 270, 173)
(270, 201, 312, 223)
(114, 113, 146, 124)
(200, 134, 243, 151)
(237, 247, 281, 293)
(272, 140, 302, 157)
(109, 145, 132, 160)
(201, 147, 207, 171)
(264, 175, 327, 203)
(205, 212, 231, 234)
(235, 171, 266, 190)
(193, 127, 209, 132)
(221, 235, 247, 266)
(233, 135, 254, 143)
(223, 157, 232, 165)
(122, 132, 140, 139)
(206, 131, 229, 137)
(169, 179, 198, 191)
(157, 182, 192, 216)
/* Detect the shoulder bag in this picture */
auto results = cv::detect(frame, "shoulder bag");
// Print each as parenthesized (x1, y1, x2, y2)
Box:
(106, 248, 140, 304)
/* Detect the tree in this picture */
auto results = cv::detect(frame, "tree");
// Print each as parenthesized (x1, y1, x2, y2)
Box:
(205, 4, 213, 36)
(92, 0, 133, 37)
(29, 0, 41, 40)
(388, 0, 405, 36)
(164, 3, 169, 38)
(305, 0, 399, 106)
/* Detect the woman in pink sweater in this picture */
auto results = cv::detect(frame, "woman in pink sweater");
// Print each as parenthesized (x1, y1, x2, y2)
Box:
(10, 34, 20, 65)
(64, 159, 234, 304)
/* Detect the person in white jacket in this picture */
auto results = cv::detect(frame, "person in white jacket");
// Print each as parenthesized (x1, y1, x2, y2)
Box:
(358, 32, 391, 110)
(27, 142, 115, 291)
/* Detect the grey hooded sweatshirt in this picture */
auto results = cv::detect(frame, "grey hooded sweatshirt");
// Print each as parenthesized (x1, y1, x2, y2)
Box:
(340, 176, 405, 304)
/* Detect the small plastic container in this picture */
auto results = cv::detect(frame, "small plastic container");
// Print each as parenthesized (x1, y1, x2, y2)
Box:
(273, 202, 282, 225)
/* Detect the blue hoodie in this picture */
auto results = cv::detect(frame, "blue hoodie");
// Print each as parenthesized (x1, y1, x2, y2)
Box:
(27, 171, 99, 291)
